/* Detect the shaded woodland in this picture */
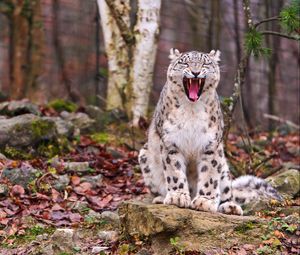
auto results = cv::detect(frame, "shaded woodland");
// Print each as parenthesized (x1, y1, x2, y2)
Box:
(0, 0, 299, 254)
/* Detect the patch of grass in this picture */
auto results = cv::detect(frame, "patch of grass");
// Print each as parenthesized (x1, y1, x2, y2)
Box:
(48, 99, 78, 113)
(170, 236, 185, 255)
(7, 225, 55, 246)
(235, 221, 256, 233)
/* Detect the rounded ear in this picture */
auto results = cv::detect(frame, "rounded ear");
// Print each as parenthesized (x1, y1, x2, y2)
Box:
(209, 50, 221, 63)
(169, 48, 181, 61)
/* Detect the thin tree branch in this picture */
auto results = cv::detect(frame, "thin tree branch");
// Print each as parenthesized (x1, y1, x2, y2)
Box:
(261, 30, 299, 40)
(104, 0, 134, 45)
(254, 16, 279, 28)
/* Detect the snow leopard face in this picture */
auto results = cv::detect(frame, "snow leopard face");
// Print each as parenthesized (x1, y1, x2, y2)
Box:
(168, 49, 221, 102)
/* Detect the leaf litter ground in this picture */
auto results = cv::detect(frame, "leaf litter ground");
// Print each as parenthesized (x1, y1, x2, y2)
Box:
(0, 131, 299, 254)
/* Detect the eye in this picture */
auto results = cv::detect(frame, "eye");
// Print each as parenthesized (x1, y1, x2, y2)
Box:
(177, 60, 188, 66)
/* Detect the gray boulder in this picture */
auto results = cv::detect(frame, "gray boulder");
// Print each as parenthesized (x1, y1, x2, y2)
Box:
(0, 114, 57, 148)
(60, 111, 96, 134)
(0, 100, 40, 116)
(42, 116, 74, 137)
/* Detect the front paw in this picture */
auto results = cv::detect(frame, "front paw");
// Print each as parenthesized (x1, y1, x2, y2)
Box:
(218, 201, 243, 216)
(191, 196, 218, 213)
(164, 191, 191, 208)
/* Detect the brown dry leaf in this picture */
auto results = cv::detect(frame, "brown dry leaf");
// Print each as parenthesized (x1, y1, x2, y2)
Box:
(71, 175, 81, 186)
(274, 229, 285, 238)
(74, 182, 92, 194)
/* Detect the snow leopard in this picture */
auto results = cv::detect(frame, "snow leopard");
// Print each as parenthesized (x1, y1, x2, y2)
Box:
(138, 49, 282, 215)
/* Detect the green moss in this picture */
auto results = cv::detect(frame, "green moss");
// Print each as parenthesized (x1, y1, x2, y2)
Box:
(48, 99, 78, 113)
(5, 226, 55, 247)
(31, 119, 56, 138)
(90, 132, 112, 144)
(3, 146, 32, 160)
(36, 137, 72, 158)
(234, 221, 256, 233)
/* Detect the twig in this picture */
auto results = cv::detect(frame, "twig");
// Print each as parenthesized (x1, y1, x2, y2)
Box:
(260, 31, 299, 40)
(254, 16, 280, 28)
(253, 153, 277, 173)
(36, 172, 56, 189)
(263, 113, 300, 130)
(260, 165, 283, 179)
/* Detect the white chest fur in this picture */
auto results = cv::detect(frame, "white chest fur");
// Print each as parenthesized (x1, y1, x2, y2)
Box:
(163, 100, 216, 159)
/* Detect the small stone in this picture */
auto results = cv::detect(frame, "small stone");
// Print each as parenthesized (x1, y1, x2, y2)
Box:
(53, 174, 70, 191)
(86, 145, 100, 154)
(51, 228, 77, 253)
(101, 211, 120, 224)
(0, 184, 9, 197)
(36, 233, 49, 242)
(73, 201, 90, 213)
(0, 153, 7, 160)
(97, 230, 118, 242)
(91, 246, 109, 254)
(1, 164, 39, 190)
(86, 209, 102, 220)
(64, 162, 90, 172)
(107, 147, 124, 159)
(81, 174, 103, 188)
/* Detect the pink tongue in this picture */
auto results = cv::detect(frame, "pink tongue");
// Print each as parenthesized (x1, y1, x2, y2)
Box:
(189, 82, 199, 101)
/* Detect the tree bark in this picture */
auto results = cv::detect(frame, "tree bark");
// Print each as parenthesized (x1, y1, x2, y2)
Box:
(98, 0, 161, 124)
(98, 0, 131, 110)
(9, 0, 29, 99)
(265, 0, 283, 131)
(130, 0, 161, 125)
(1, 0, 44, 100)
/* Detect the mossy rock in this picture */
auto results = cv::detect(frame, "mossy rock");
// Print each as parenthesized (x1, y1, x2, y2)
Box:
(0, 114, 72, 159)
(119, 201, 265, 254)
(0, 100, 40, 116)
(47, 99, 78, 113)
(267, 169, 300, 198)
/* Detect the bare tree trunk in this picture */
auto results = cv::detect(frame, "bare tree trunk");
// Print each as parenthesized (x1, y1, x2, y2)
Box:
(25, 0, 44, 100)
(265, 0, 283, 130)
(52, 0, 83, 103)
(130, 0, 161, 125)
(98, 0, 161, 125)
(10, 0, 30, 99)
(233, 0, 241, 63)
(98, 0, 131, 110)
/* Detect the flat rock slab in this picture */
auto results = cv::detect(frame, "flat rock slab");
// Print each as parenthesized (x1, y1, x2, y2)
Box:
(119, 201, 265, 254)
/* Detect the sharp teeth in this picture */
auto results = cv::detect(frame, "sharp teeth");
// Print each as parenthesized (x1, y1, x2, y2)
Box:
(189, 79, 191, 85)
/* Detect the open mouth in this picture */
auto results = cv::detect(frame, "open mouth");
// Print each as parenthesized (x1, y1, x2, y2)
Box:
(183, 77, 205, 102)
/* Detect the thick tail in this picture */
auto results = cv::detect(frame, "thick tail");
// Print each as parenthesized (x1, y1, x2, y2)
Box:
(231, 175, 283, 205)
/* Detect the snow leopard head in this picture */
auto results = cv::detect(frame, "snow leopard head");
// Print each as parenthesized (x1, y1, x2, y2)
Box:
(167, 49, 221, 102)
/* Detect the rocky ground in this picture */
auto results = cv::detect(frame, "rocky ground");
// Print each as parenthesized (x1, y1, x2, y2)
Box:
(0, 99, 299, 255)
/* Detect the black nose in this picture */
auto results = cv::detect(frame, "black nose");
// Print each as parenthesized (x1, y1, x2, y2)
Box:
(191, 71, 200, 77)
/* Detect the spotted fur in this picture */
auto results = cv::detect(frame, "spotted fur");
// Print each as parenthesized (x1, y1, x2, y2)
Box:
(139, 49, 281, 215)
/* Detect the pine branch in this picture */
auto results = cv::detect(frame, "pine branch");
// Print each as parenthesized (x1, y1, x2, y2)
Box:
(254, 16, 280, 28)
(261, 30, 299, 40)
(104, 0, 134, 45)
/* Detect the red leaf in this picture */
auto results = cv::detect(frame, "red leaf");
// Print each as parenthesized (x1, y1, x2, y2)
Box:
(11, 185, 25, 197)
